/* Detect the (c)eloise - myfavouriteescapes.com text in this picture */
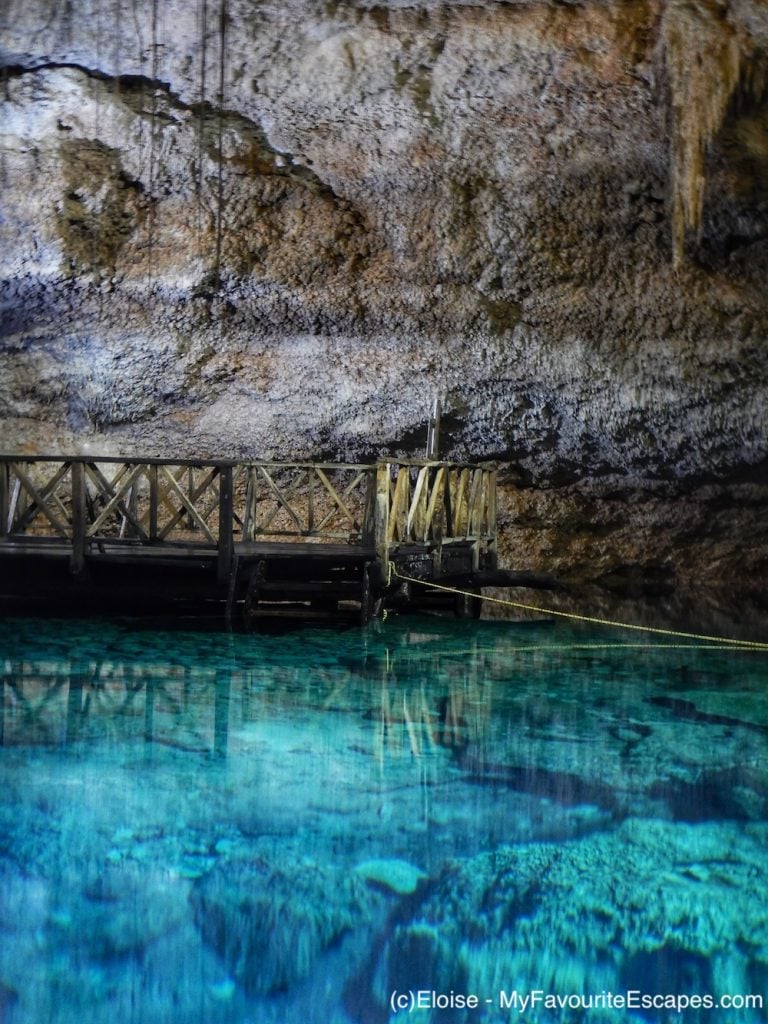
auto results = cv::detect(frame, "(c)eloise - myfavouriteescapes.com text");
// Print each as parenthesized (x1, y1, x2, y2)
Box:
(388, 988, 765, 1015)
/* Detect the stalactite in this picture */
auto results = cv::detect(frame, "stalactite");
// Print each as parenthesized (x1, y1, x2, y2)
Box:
(197, 0, 208, 257)
(0, 64, 8, 187)
(130, 0, 148, 287)
(92, 0, 103, 293)
(214, 0, 227, 293)
(147, 0, 159, 286)
(662, 0, 747, 268)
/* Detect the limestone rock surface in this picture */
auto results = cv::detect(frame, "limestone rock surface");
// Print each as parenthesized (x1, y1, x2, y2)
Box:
(2, 0, 768, 584)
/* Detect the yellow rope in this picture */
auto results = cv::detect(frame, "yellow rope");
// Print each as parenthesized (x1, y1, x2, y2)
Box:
(464, 643, 765, 654)
(389, 564, 768, 651)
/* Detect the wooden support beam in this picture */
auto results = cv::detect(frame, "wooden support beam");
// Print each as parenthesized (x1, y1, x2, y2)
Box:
(253, 468, 307, 535)
(466, 468, 483, 538)
(452, 468, 470, 536)
(231, 464, 246, 537)
(387, 466, 409, 543)
(257, 465, 305, 533)
(149, 465, 158, 542)
(424, 466, 446, 543)
(314, 468, 368, 534)
(406, 465, 429, 540)
(217, 465, 234, 585)
(315, 468, 356, 528)
(443, 469, 453, 537)
(0, 461, 8, 538)
(71, 460, 86, 575)
(157, 465, 217, 544)
(243, 468, 255, 541)
(156, 465, 217, 538)
(11, 462, 71, 538)
(86, 462, 149, 542)
(361, 471, 376, 547)
(487, 469, 498, 568)
(186, 467, 195, 529)
(375, 462, 391, 584)
(86, 463, 147, 538)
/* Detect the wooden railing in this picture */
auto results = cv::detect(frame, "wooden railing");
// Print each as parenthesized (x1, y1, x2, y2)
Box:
(241, 463, 374, 542)
(373, 461, 496, 574)
(0, 455, 496, 582)
(0, 456, 236, 580)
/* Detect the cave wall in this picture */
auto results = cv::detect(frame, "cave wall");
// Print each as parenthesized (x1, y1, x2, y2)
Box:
(1, 0, 768, 587)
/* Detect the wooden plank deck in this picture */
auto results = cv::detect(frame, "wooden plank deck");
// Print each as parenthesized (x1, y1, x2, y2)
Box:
(235, 541, 375, 561)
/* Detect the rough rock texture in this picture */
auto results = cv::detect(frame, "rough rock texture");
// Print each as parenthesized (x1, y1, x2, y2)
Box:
(360, 818, 768, 1023)
(2, 0, 768, 586)
(191, 839, 379, 995)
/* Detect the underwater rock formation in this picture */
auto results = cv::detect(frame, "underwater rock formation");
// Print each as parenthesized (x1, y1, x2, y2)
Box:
(458, 668, 768, 824)
(353, 857, 427, 895)
(363, 818, 768, 1022)
(1, 1, 768, 585)
(192, 847, 378, 995)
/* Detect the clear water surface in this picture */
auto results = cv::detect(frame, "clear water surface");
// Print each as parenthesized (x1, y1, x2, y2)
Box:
(1, 615, 767, 1024)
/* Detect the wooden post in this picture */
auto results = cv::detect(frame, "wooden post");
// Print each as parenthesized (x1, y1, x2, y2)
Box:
(225, 553, 239, 628)
(70, 460, 86, 575)
(0, 461, 8, 538)
(487, 469, 498, 569)
(471, 537, 480, 572)
(361, 468, 376, 547)
(186, 466, 195, 529)
(217, 464, 234, 585)
(149, 464, 158, 542)
(360, 562, 373, 625)
(374, 462, 391, 585)
(242, 468, 253, 541)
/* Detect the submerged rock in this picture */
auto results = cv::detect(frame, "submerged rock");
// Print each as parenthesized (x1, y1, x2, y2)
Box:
(192, 853, 377, 995)
(51, 862, 190, 961)
(363, 818, 768, 1022)
(353, 858, 427, 895)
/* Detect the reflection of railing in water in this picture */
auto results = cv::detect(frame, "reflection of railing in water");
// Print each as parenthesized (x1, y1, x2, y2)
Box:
(0, 631, 502, 761)
(3, 623, 605, 759)
(1, 664, 232, 757)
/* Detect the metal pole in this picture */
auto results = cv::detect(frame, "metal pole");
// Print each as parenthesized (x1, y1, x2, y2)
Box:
(426, 396, 441, 460)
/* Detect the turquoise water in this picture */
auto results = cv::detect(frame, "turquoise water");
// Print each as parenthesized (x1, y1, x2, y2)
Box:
(1, 616, 767, 1023)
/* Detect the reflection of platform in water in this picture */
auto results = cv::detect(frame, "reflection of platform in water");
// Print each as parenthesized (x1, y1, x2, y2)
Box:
(0, 456, 511, 622)
(0, 624, 497, 761)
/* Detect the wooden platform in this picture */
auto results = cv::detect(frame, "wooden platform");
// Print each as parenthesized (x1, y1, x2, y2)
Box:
(0, 455, 499, 621)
